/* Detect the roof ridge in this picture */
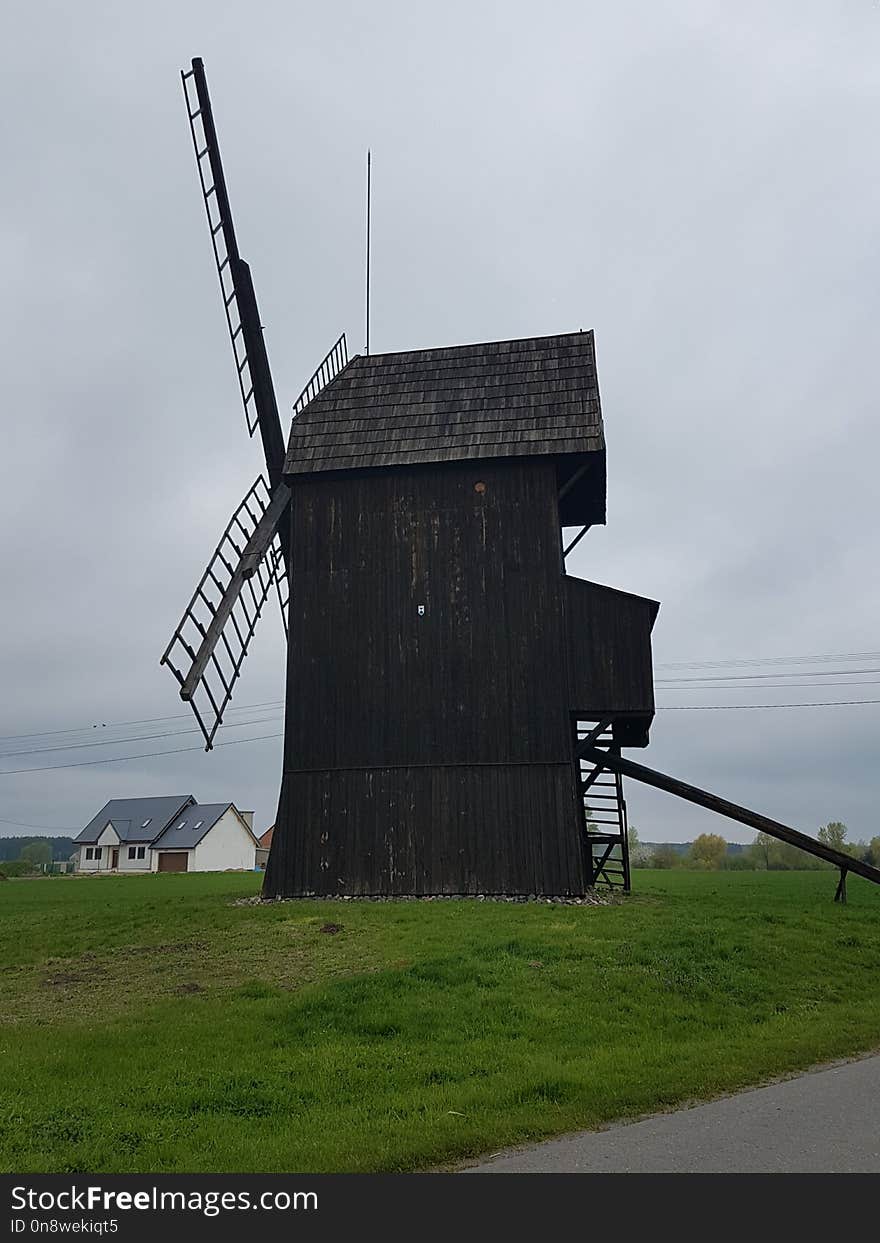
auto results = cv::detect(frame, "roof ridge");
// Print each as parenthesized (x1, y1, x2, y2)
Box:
(350, 329, 593, 362)
(350, 328, 591, 362)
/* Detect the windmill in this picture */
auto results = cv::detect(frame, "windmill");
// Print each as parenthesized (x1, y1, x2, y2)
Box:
(162, 58, 880, 903)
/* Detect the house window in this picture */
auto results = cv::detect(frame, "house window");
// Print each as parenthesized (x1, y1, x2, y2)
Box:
(85, 847, 102, 861)
(136, 846, 145, 860)
(94, 848, 102, 860)
(85, 847, 93, 860)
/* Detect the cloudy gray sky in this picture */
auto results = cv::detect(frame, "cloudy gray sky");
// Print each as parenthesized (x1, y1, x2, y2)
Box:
(2, 1, 878, 845)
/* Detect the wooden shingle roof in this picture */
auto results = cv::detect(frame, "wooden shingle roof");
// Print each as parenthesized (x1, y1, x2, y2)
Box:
(284, 330, 604, 479)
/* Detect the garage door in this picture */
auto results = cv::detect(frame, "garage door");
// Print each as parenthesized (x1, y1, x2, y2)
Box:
(157, 852, 189, 873)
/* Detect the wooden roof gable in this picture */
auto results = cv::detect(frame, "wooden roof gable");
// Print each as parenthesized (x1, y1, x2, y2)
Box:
(283, 330, 604, 478)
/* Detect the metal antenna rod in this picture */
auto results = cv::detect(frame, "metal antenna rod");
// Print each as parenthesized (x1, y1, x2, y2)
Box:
(365, 149, 371, 356)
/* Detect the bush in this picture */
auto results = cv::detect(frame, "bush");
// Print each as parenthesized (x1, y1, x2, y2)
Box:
(690, 833, 727, 869)
(0, 859, 36, 878)
(720, 852, 756, 871)
(650, 845, 681, 869)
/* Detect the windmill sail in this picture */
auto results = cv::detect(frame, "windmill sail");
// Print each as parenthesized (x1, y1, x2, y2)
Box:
(181, 59, 287, 495)
(161, 477, 290, 749)
(170, 60, 350, 748)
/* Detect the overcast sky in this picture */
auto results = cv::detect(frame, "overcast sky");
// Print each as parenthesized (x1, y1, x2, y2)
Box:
(2, 1, 878, 846)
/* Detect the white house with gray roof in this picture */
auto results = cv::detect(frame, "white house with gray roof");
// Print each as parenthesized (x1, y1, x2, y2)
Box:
(74, 795, 258, 874)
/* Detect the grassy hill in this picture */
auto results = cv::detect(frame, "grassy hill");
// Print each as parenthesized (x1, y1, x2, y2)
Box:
(1, 869, 879, 1172)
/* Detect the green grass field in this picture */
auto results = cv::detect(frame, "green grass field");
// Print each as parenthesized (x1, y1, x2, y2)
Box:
(2, 869, 879, 1172)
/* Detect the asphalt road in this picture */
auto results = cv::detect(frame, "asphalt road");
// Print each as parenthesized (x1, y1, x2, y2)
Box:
(464, 1054, 880, 1173)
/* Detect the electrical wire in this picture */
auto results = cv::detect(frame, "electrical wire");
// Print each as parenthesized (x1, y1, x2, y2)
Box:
(3, 696, 880, 781)
(656, 649, 880, 670)
(657, 699, 880, 710)
(656, 668, 880, 683)
(5, 653, 877, 747)
(0, 714, 283, 761)
(0, 731, 284, 777)
(0, 816, 81, 830)
(2, 646, 878, 790)
(660, 679, 880, 691)
(0, 699, 284, 744)
(4, 686, 874, 764)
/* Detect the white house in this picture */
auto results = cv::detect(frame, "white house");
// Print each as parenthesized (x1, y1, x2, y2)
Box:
(74, 795, 258, 874)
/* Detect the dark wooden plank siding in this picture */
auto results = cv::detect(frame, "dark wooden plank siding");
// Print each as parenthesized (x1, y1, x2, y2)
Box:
(564, 576, 659, 718)
(285, 460, 571, 767)
(266, 764, 584, 896)
(264, 458, 588, 896)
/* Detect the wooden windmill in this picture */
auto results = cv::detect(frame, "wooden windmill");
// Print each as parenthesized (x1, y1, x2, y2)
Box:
(163, 58, 880, 903)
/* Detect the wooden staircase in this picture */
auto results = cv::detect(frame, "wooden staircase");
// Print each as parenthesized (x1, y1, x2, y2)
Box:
(574, 721, 631, 892)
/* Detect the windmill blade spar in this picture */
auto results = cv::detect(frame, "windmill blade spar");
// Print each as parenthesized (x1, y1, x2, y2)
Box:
(181, 58, 287, 499)
(161, 477, 290, 750)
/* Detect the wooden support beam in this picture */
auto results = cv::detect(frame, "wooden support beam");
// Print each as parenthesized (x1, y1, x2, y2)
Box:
(579, 746, 880, 890)
(563, 525, 591, 557)
(574, 719, 613, 761)
(239, 484, 291, 577)
(558, 459, 592, 501)
(581, 766, 609, 794)
(835, 869, 848, 904)
(592, 840, 617, 876)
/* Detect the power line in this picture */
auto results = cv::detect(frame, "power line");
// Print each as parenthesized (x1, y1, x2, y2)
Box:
(0, 700, 284, 744)
(2, 697, 879, 779)
(8, 683, 874, 765)
(0, 816, 80, 831)
(656, 668, 880, 684)
(0, 731, 284, 777)
(656, 649, 880, 670)
(660, 679, 880, 691)
(4, 651, 877, 745)
(2, 648, 878, 770)
(657, 699, 880, 710)
(0, 714, 282, 761)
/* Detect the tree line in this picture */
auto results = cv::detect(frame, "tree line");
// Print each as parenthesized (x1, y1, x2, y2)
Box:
(0, 836, 74, 862)
(0, 837, 75, 877)
(629, 823, 880, 870)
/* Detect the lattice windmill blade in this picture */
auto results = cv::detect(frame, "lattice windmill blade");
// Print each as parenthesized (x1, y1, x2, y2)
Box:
(161, 477, 290, 749)
(180, 59, 288, 496)
(271, 550, 289, 642)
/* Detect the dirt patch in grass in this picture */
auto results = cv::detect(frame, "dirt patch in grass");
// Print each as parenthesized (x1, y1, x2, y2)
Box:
(4, 916, 389, 1025)
(44, 972, 95, 988)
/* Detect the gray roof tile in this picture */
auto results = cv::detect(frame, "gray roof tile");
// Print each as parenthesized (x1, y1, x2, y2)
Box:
(75, 795, 195, 844)
(150, 803, 252, 851)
